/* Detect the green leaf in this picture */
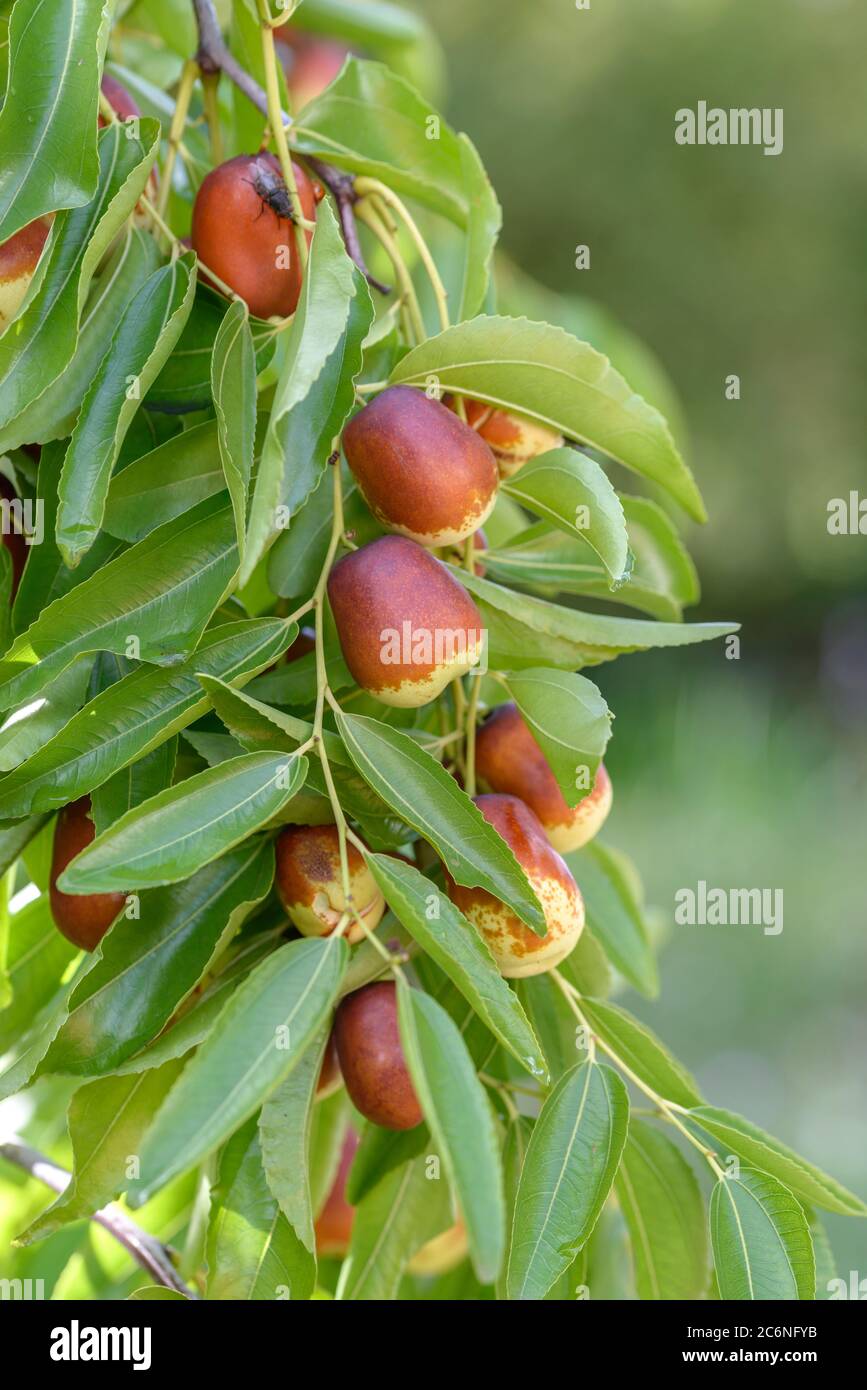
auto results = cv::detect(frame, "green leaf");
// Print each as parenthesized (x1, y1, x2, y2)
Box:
(103, 420, 224, 543)
(244, 200, 373, 584)
(367, 853, 547, 1083)
(496, 1114, 534, 1300)
(390, 316, 707, 521)
(339, 1151, 454, 1301)
(0, 0, 109, 240)
(709, 1168, 815, 1301)
(0, 497, 238, 712)
(129, 935, 348, 1203)
(507, 1060, 629, 1300)
(0, 120, 161, 432)
(16, 1061, 185, 1245)
(147, 287, 274, 415)
(259, 1028, 329, 1254)
(0, 618, 293, 817)
(615, 1120, 708, 1300)
(690, 1107, 867, 1218)
(397, 983, 505, 1283)
(455, 135, 501, 320)
(580, 998, 703, 1109)
(0, 658, 93, 772)
(566, 842, 658, 997)
(499, 668, 612, 809)
(58, 751, 306, 894)
(335, 711, 545, 933)
(207, 1121, 315, 1301)
(455, 566, 737, 672)
(0, 228, 161, 453)
(0, 893, 78, 1053)
(90, 735, 178, 834)
(516, 974, 584, 1082)
(56, 256, 197, 566)
(345, 1121, 430, 1207)
(501, 448, 628, 582)
(39, 839, 275, 1077)
(212, 300, 256, 564)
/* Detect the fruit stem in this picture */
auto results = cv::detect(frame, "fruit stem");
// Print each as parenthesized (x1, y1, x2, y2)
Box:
(200, 67, 224, 166)
(551, 971, 726, 1180)
(257, 0, 310, 271)
(159, 58, 199, 219)
(463, 672, 482, 796)
(354, 177, 450, 334)
(355, 197, 425, 345)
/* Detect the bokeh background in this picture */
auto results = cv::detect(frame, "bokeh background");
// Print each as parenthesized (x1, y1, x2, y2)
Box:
(420, 0, 867, 1275)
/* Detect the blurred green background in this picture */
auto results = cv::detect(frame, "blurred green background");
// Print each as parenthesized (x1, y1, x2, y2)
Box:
(422, 0, 867, 1275)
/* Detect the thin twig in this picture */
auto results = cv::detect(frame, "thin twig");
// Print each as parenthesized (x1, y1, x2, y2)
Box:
(0, 1137, 196, 1297)
(190, 0, 387, 292)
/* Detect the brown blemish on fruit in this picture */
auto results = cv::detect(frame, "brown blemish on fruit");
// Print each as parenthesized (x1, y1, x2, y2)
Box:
(275, 824, 384, 944)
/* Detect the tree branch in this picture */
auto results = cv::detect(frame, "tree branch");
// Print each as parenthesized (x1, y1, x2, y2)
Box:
(0, 1136, 196, 1298)
(190, 0, 388, 293)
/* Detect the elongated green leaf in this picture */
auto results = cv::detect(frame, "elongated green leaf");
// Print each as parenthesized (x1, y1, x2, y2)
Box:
(566, 842, 658, 997)
(456, 567, 736, 672)
(367, 854, 547, 1083)
(58, 752, 306, 893)
(39, 840, 274, 1077)
(0, 228, 161, 453)
(0, 120, 161, 431)
(691, 1107, 867, 1218)
(0, 657, 93, 772)
(397, 983, 505, 1283)
(335, 711, 544, 933)
(502, 448, 628, 582)
(207, 1121, 315, 1301)
(17, 1060, 185, 1245)
(456, 135, 501, 320)
(338, 1152, 454, 1301)
(391, 316, 706, 521)
(516, 973, 584, 1082)
(0, 619, 293, 817)
(0, 893, 77, 1053)
(244, 200, 373, 583)
(558, 926, 612, 998)
(56, 256, 197, 566)
(212, 300, 256, 563)
(710, 1168, 815, 1301)
(128, 935, 347, 1203)
(0, 497, 238, 712)
(580, 998, 703, 1109)
(345, 1121, 430, 1208)
(507, 1060, 629, 1300)
(0, 0, 109, 240)
(496, 1114, 534, 1300)
(500, 668, 611, 809)
(259, 1028, 329, 1253)
(147, 287, 274, 415)
(90, 735, 177, 834)
(103, 420, 224, 543)
(615, 1120, 708, 1300)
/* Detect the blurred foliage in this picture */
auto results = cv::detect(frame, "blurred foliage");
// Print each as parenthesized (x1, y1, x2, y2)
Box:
(422, 0, 867, 619)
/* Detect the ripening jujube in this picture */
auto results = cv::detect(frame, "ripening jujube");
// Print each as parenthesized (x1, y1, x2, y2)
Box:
(191, 153, 320, 318)
(445, 793, 585, 978)
(333, 981, 423, 1131)
(49, 796, 127, 952)
(475, 701, 612, 852)
(275, 824, 385, 944)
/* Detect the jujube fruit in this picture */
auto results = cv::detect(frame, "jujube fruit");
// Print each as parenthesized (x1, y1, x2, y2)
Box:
(445, 793, 584, 978)
(462, 397, 564, 477)
(275, 824, 385, 944)
(327, 535, 485, 707)
(333, 981, 423, 1131)
(475, 701, 612, 851)
(99, 73, 141, 124)
(0, 475, 28, 596)
(317, 1028, 343, 1099)
(49, 796, 127, 951)
(276, 29, 349, 110)
(342, 386, 499, 546)
(191, 153, 320, 319)
(314, 1128, 358, 1257)
(408, 1220, 468, 1276)
(0, 218, 51, 330)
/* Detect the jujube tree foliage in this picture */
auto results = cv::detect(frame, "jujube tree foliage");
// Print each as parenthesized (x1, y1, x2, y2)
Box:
(0, 0, 862, 1303)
